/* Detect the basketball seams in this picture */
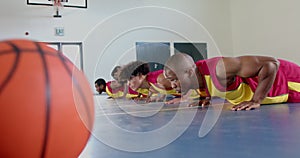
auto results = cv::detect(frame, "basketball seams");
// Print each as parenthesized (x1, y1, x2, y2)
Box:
(0, 39, 62, 58)
(55, 52, 93, 129)
(0, 49, 60, 56)
(0, 42, 21, 95)
(35, 42, 52, 158)
(0, 50, 18, 56)
(0, 49, 60, 58)
(0, 40, 94, 157)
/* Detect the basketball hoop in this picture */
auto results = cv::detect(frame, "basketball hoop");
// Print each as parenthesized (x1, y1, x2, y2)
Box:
(51, 0, 68, 18)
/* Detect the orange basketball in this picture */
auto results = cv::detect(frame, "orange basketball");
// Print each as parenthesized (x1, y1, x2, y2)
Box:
(0, 39, 94, 157)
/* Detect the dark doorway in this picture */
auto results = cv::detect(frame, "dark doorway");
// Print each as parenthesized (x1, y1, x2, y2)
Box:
(136, 42, 170, 72)
(174, 43, 207, 62)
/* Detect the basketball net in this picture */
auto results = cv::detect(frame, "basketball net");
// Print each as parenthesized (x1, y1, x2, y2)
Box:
(52, 0, 64, 18)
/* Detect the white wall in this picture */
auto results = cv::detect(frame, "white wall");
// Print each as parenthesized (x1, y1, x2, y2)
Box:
(3, 0, 300, 92)
(0, 0, 233, 91)
(230, 0, 300, 64)
(0, 1, 96, 43)
(84, 0, 233, 85)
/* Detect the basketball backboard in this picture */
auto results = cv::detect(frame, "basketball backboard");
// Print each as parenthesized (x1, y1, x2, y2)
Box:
(27, 0, 87, 8)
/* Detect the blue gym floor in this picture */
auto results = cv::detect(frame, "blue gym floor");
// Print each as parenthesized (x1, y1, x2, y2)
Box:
(80, 95, 300, 158)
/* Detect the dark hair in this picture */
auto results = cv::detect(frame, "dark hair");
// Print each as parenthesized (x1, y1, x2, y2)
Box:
(95, 78, 106, 86)
(111, 66, 121, 80)
(95, 78, 106, 87)
(95, 78, 106, 94)
(119, 61, 150, 82)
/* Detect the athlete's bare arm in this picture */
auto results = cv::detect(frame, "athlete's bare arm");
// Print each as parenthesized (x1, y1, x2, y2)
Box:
(156, 74, 172, 89)
(216, 56, 279, 110)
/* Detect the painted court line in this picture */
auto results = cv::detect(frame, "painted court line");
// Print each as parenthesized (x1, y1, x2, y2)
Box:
(96, 102, 228, 116)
